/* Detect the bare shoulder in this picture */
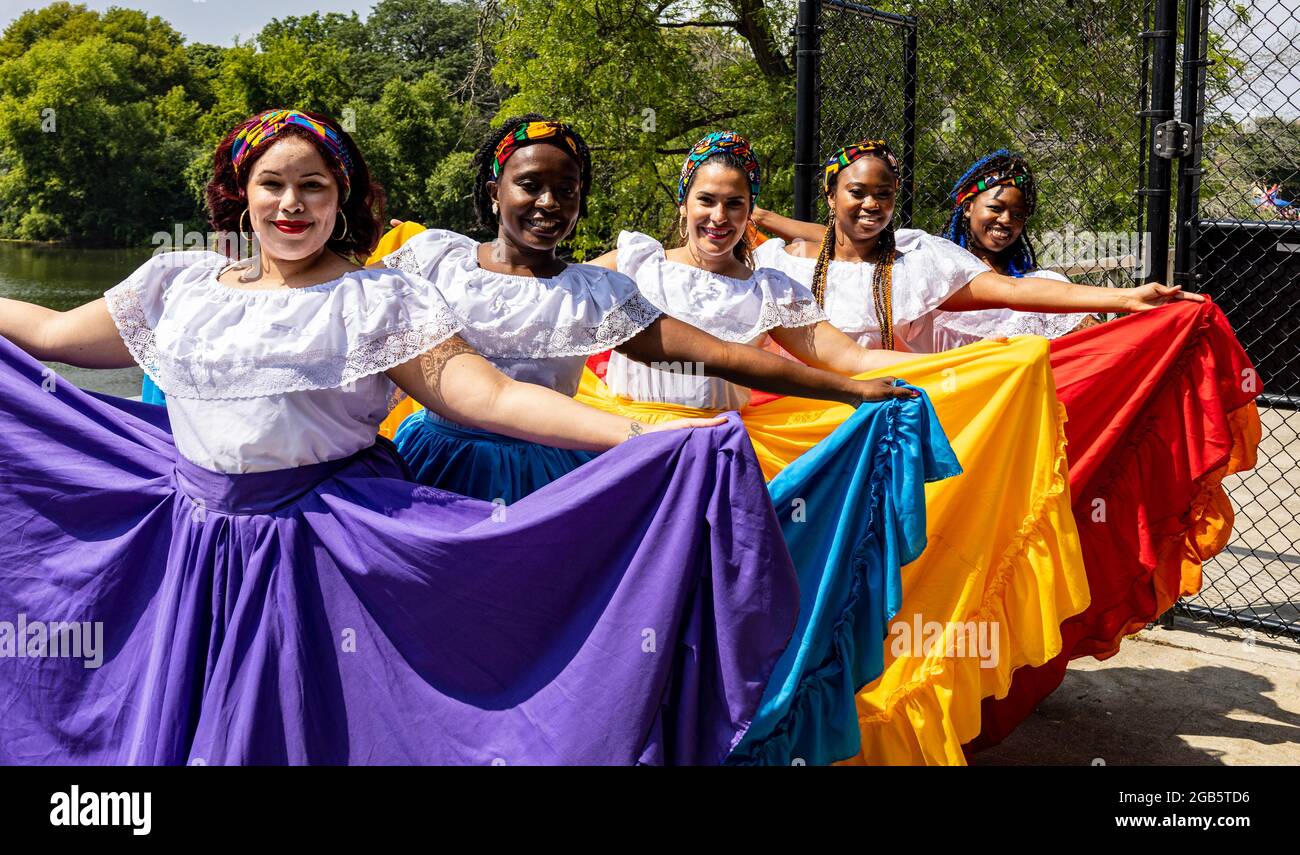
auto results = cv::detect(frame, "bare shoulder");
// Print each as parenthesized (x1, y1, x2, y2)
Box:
(785, 239, 820, 259)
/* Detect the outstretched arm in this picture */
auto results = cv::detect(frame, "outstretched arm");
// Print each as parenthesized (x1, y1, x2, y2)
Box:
(615, 316, 915, 405)
(942, 270, 1204, 314)
(770, 320, 917, 376)
(752, 206, 829, 244)
(0, 297, 134, 368)
(387, 335, 722, 452)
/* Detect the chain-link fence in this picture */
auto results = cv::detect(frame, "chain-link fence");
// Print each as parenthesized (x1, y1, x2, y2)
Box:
(802, 0, 1154, 287)
(810, 1, 916, 225)
(800, 0, 1299, 643)
(1174, 0, 1300, 641)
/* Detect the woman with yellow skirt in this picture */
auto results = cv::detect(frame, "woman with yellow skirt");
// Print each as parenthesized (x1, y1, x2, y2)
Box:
(728, 139, 1260, 761)
(578, 136, 1211, 765)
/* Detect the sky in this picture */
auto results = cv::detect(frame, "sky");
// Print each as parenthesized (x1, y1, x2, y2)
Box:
(1211, 0, 1300, 119)
(0, 0, 375, 45)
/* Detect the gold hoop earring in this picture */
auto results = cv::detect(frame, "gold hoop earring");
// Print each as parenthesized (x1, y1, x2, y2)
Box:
(679, 217, 688, 240)
(332, 211, 348, 242)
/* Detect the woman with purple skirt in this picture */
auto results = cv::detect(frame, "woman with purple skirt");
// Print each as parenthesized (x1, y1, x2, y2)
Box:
(0, 109, 801, 765)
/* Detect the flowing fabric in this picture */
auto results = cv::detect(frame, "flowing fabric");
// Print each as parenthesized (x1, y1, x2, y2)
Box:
(729, 392, 961, 765)
(0, 335, 800, 766)
(969, 300, 1262, 750)
(392, 410, 595, 504)
(577, 335, 1087, 764)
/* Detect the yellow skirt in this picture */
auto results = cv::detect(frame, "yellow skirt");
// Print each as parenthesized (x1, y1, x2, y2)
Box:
(369, 222, 432, 439)
(575, 337, 1091, 765)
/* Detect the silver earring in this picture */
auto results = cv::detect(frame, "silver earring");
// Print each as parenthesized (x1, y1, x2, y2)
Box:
(491, 201, 499, 215)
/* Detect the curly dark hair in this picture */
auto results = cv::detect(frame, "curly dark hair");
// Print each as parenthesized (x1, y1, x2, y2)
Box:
(471, 113, 592, 233)
(205, 109, 385, 262)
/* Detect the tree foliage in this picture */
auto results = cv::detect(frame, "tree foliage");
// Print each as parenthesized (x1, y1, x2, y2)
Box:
(0, 0, 1287, 251)
(0, 0, 488, 245)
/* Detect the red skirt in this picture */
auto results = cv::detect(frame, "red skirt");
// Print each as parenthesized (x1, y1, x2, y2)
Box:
(969, 299, 1261, 751)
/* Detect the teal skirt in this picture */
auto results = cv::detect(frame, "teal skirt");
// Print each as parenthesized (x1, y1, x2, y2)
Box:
(393, 409, 597, 504)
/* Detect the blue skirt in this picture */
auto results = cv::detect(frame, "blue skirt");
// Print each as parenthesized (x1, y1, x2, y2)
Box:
(393, 409, 597, 504)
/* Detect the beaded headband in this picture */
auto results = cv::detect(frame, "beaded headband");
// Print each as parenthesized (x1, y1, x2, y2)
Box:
(822, 139, 900, 194)
(955, 169, 1031, 210)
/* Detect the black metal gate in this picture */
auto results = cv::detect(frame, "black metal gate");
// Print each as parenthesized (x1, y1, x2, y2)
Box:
(1170, 0, 1300, 641)
(795, 0, 1299, 642)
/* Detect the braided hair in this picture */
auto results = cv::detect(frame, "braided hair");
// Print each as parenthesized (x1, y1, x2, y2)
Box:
(675, 148, 757, 268)
(812, 140, 901, 349)
(471, 113, 593, 234)
(942, 149, 1039, 277)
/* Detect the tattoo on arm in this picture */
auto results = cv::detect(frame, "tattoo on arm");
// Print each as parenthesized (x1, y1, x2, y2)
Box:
(627, 420, 644, 439)
(416, 335, 478, 408)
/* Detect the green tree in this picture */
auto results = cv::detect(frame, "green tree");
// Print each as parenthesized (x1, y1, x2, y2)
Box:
(0, 5, 201, 243)
(491, 0, 796, 257)
(348, 72, 480, 230)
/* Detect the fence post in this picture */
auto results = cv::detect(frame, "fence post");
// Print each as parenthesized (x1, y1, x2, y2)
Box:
(900, 21, 917, 229)
(1173, 0, 1210, 287)
(1141, 0, 1179, 283)
(794, 0, 821, 222)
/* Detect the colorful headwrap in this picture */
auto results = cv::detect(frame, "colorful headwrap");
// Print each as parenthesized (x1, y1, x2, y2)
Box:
(953, 163, 1034, 213)
(677, 131, 762, 207)
(942, 149, 1039, 277)
(822, 139, 900, 194)
(491, 121, 583, 178)
(231, 109, 355, 201)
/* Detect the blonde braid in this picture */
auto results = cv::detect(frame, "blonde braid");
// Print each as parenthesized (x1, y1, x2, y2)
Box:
(811, 207, 837, 308)
(872, 225, 897, 350)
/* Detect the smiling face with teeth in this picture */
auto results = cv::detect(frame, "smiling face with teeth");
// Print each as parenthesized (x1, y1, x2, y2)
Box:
(487, 143, 583, 254)
(826, 156, 898, 249)
(678, 160, 753, 264)
(963, 184, 1029, 256)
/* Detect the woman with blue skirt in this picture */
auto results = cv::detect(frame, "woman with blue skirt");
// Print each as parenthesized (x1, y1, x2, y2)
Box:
(371, 115, 915, 504)
(0, 108, 806, 765)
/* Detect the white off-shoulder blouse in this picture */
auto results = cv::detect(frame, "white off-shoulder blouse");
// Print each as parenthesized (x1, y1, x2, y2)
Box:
(929, 268, 1090, 350)
(606, 230, 826, 410)
(382, 229, 662, 398)
(753, 229, 991, 353)
(106, 251, 462, 473)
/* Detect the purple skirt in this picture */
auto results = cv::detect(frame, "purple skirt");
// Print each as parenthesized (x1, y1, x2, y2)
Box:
(0, 337, 799, 765)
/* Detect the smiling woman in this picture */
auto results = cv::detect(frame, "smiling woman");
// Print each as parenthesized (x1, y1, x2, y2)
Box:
(751, 139, 1194, 353)
(0, 107, 806, 765)
(373, 117, 910, 502)
(210, 108, 384, 281)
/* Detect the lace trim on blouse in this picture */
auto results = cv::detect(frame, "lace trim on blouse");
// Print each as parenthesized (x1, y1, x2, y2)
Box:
(105, 279, 464, 400)
(383, 242, 663, 357)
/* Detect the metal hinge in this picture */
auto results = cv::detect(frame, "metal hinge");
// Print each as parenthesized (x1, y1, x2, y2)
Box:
(1153, 120, 1194, 158)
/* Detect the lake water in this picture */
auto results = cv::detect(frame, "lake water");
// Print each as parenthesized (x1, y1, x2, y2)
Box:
(0, 242, 152, 397)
